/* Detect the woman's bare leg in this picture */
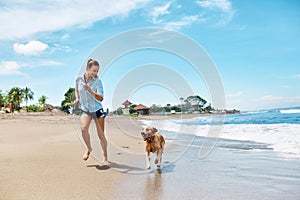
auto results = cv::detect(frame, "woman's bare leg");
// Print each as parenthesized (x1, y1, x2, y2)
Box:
(95, 117, 108, 162)
(80, 113, 92, 160)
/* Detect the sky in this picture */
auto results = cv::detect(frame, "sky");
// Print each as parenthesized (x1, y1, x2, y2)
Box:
(0, 0, 299, 111)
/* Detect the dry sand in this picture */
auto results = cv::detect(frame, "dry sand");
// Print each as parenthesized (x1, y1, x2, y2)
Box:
(1, 112, 300, 199)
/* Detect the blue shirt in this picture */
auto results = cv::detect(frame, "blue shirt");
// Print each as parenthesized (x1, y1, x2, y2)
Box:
(75, 75, 104, 112)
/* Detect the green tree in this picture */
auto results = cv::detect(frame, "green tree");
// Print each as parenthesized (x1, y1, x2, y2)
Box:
(5, 87, 24, 112)
(112, 107, 123, 115)
(129, 104, 137, 114)
(163, 106, 171, 112)
(27, 104, 44, 112)
(23, 87, 34, 112)
(38, 95, 47, 110)
(61, 87, 75, 114)
(204, 103, 213, 112)
(185, 95, 207, 112)
(0, 91, 5, 107)
(171, 105, 181, 112)
(150, 104, 164, 113)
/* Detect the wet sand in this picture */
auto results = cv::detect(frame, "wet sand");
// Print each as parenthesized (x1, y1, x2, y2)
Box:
(0, 113, 299, 199)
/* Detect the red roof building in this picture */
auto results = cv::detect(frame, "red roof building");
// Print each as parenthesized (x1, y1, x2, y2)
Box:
(134, 104, 149, 115)
(122, 100, 133, 108)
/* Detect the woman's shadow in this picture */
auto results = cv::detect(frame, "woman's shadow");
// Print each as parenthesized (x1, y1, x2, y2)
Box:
(87, 161, 146, 173)
(87, 161, 176, 174)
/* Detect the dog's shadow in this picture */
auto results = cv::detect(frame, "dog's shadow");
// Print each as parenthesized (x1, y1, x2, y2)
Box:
(157, 162, 176, 174)
(87, 161, 146, 173)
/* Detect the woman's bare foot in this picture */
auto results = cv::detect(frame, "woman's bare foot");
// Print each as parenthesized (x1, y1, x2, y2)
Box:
(82, 150, 91, 161)
(100, 160, 109, 166)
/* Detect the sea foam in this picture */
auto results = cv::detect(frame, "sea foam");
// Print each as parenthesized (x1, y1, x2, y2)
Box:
(280, 109, 300, 114)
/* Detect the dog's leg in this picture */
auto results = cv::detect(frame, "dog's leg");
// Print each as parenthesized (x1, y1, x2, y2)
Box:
(146, 152, 151, 169)
(155, 151, 159, 165)
(156, 150, 162, 168)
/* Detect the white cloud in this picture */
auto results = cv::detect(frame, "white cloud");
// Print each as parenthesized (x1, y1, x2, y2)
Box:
(25, 60, 64, 69)
(0, 59, 63, 76)
(0, 0, 236, 40)
(151, 1, 172, 23)
(61, 34, 70, 41)
(295, 74, 300, 78)
(196, 0, 236, 26)
(254, 95, 300, 110)
(149, 1, 206, 30)
(226, 91, 243, 98)
(164, 15, 206, 30)
(35, 60, 64, 67)
(13, 41, 48, 56)
(196, 0, 232, 12)
(226, 99, 241, 109)
(0, 61, 24, 75)
(149, 0, 235, 30)
(259, 95, 284, 101)
(50, 44, 72, 54)
(0, 0, 150, 40)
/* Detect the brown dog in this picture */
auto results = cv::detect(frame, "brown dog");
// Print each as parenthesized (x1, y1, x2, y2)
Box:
(141, 126, 165, 169)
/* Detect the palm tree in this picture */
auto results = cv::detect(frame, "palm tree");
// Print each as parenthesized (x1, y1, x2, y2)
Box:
(38, 95, 47, 110)
(5, 87, 24, 112)
(23, 87, 34, 112)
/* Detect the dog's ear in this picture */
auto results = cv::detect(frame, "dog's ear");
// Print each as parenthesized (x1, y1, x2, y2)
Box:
(152, 127, 158, 134)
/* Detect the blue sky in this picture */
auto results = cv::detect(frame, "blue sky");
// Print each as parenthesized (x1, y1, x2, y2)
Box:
(0, 0, 299, 111)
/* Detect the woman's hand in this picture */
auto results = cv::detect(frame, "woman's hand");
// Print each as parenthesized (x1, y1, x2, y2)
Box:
(83, 84, 103, 101)
(83, 84, 92, 93)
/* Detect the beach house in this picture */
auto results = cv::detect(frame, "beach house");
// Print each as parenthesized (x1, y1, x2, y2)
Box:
(121, 100, 132, 115)
(134, 104, 149, 115)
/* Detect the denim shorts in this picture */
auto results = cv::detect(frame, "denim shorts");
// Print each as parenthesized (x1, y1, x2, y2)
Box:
(81, 108, 106, 119)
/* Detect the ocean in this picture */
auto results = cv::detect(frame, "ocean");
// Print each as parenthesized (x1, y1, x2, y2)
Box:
(142, 107, 300, 158)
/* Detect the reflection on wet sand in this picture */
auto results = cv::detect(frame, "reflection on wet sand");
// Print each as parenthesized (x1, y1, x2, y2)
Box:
(142, 163, 176, 199)
(143, 170, 162, 200)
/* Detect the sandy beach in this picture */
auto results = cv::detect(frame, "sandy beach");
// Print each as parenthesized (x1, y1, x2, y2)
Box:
(1, 112, 300, 200)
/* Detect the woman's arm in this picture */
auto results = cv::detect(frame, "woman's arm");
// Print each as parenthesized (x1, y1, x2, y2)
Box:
(74, 77, 80, 105)
(87, 88, 103, 102)
(83, 85, 103, 102)
(73, 89, 80, 105)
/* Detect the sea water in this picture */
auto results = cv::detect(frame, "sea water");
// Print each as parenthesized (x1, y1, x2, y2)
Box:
(142, 107, 300, 158)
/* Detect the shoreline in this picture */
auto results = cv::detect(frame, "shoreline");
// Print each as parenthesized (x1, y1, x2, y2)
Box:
(1, 113, 299, 199)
